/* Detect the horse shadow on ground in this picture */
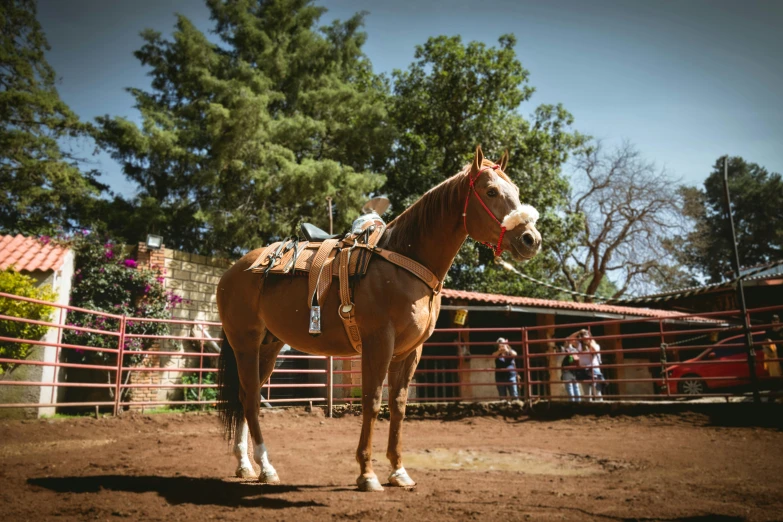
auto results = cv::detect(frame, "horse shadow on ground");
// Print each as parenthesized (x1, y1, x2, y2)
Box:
(28, 475, 351, 509)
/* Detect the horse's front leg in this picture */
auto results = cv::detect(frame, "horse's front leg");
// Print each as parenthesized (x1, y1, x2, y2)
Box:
(386, 345, 422, 487)
(356, 332, 394, 492)
(233, 417, 256, 478)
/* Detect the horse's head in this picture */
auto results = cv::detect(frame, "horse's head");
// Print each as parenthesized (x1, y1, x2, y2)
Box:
(463, 145, 541, 261)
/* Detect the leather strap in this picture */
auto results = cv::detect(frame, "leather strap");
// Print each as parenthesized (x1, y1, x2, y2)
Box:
(317, 253, 337, 304)
(337, 248, 362, 353)
(309, 239, 339, 307)
(247, 242, 280, 272)
(370, 247, 441, 293)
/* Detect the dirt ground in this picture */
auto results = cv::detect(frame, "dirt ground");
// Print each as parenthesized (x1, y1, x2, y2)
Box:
(1, 406, 782, 521)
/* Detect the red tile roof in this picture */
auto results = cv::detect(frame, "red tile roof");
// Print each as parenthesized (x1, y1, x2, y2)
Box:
(441, 288, 697, 319)
(0, 234, 70, 272)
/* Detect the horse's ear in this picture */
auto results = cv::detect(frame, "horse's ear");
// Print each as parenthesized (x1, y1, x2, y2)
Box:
(498, 150, 509, 171)
(472, 145, 484, 173)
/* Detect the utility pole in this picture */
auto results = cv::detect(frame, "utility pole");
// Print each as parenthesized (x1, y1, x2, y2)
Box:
(326, 196, 334, 234)
(722, 155, 760, 403)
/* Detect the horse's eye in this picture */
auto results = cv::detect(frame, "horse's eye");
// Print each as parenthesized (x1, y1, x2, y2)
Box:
(487, 188, 498, 197)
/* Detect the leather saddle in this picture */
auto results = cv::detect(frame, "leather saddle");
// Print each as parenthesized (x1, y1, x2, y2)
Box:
(246, 214, 441, 353)
(300, 223, 339, 242)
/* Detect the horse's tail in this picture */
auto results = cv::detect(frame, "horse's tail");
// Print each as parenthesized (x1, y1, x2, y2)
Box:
(217, 331, 243, 443)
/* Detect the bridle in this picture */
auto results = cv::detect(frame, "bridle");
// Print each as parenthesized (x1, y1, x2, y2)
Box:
(462, 164, 506, 257)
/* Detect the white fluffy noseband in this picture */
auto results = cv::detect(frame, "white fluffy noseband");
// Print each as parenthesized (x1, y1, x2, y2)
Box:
(501, 205, 539, 230)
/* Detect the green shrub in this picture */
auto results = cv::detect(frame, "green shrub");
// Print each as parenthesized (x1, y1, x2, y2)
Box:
(61, 234, 181, 364)
(182, 371, 217, 410)
(0, 268, 56, 374)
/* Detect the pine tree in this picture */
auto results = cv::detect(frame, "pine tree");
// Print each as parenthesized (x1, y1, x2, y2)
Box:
(0, 0, 101, 235)
(96, 0, 392, 255)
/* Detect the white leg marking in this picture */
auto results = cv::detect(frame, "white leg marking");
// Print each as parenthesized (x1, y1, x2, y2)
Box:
(388, 466, 416, 487)
(357, 473, 384, 492)
(254, 442, 280, 484)
(233, 420, 256, 478)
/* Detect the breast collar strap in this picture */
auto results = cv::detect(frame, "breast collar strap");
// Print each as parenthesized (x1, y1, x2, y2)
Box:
(462, 164, 506, 256)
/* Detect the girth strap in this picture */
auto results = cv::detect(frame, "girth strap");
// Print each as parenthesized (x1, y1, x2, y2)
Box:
(338, 248, 363, 353)
(335, 245, 442, 354)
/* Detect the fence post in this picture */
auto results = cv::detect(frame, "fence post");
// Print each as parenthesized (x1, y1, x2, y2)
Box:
(327, 355, 333, 418)
(745, 310, 761, 402)
(49, 306, 65, 404)
(658, 320, 671, 397)
(113, 315, 126, 416)
(198, 327, 205, 409)
(521, 328, 531, 405)
(660, 343, 670, 397)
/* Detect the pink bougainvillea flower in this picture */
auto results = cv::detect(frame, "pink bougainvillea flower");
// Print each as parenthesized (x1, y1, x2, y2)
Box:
(123, 259, 138, 269)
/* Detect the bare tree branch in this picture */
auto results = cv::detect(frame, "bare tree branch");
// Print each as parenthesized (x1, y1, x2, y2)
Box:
(558, 141, 686, 301)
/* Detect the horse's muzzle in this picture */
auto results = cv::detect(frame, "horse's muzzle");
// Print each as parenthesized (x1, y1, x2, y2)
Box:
(510, 226, 541, 260)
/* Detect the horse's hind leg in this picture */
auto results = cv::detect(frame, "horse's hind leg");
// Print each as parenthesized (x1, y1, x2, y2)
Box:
(233, 344, 282, 479)
(386, 345, 422, 487)
(235, 336, 283, 483)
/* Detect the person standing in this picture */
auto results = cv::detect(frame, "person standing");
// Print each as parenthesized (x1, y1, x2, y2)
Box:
(561, 340, 582, 401)
(572, 329, 605, 400)
(763, 314, 783, 399)
(493, 337, 519, 400)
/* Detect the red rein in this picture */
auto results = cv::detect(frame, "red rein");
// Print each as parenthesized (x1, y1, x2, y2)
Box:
(462, 164, 506, 257)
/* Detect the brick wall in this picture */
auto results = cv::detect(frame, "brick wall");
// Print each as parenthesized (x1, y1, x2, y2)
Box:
(127, 348, 161, 409)
(132, 243, 231, 406)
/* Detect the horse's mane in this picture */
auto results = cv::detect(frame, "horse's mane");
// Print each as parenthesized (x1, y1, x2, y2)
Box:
(383, 160, 510, 257)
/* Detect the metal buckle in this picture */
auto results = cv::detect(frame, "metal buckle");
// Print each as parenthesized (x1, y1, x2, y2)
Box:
(309, 305, 322, 336)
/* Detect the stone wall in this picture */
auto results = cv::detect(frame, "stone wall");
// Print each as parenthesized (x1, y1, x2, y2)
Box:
(162, 249, 230, 325)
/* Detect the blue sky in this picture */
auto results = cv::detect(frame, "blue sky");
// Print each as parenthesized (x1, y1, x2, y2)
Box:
(37, 0, 783, 198)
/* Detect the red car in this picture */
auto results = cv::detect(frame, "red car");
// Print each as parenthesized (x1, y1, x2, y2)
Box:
(659, 331, 772, 396)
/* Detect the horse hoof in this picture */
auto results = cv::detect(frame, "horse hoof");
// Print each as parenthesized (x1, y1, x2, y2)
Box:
(388, 467, 416, 487)
(356, 474, 384, 492)
(259, 471, 281, 484)
(235, 466, 256, 479)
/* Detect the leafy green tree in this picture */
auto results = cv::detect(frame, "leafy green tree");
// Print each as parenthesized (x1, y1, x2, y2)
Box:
(0, 268, 56, 374)
(0, 0, 102, 235)
(387, 35, 585, 297)
(676, 156, 783, 283)
(96, 0, 392, 256)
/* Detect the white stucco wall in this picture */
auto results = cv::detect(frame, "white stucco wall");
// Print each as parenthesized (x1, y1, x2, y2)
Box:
(37, 249, 74, 415)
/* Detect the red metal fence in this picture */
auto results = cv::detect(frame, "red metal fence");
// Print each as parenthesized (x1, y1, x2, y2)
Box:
(1, 290, 781, 416)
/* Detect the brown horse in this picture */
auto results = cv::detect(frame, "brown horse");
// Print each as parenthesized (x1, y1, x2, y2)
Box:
(216, 145, 541, 491)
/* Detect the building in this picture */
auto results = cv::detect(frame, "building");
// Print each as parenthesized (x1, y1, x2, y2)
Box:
(609, 261, 783, 315)
(0, 234, 74, 418)
(425, 288, 717, 400)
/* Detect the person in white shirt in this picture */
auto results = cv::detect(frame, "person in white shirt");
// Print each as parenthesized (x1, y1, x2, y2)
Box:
(576, 329, 605, 400)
